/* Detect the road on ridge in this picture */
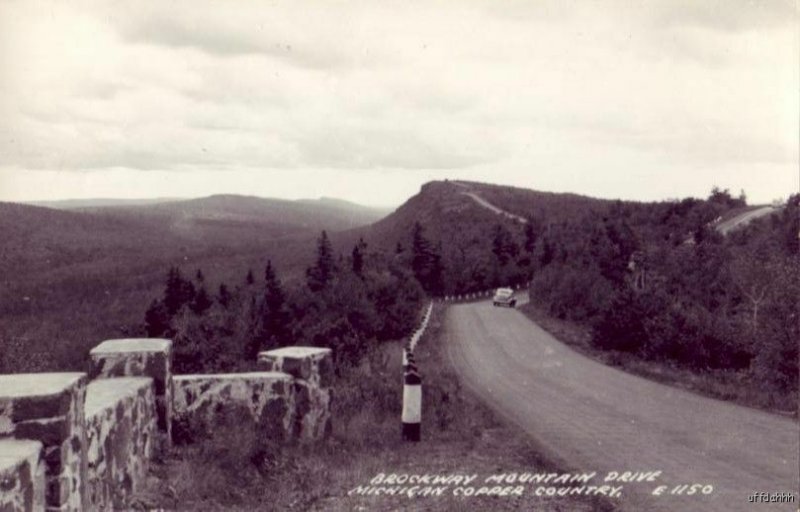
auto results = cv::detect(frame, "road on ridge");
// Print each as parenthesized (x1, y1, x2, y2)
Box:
(444, 298, 799, 512)
(716, 206, 778, 235)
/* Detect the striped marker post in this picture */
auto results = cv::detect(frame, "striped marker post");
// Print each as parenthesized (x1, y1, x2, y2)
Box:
(402, 359, 422, 442)
(402, 347, 416, 372)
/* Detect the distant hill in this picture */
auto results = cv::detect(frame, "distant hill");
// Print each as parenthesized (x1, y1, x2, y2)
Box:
(322, 180, 614, 293)
(5, 180, 785, 374)
(0, 194, 390, 372)
(70, 195, 389, 241)
(1, 194, 388, 280)
(358, 180, 610, 246)
(27, 198, 183, 209)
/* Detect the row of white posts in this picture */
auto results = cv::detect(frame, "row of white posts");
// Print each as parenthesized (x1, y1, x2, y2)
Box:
(400, 282, 533, 442)
(438, 281, 532, 302)
(402, 302, 433, 442)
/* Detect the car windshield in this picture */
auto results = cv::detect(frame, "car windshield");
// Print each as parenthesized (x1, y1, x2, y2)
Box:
(496, 288, 513, 297)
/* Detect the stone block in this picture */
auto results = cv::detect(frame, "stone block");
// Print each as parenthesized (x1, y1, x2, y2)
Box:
(84, 378, 156, 511)
(257, 347, 333, 388)
(293, 381, 333, 442)
(172, 372, 295, 443)
(90, 339, 172, 443)
(0, 373, 87, 511)
(0, 439, 45, 512)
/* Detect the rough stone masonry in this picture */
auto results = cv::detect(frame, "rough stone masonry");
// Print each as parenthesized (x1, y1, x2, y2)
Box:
(0, 339, 335, 511)
(84, 378, 156, 511)
(0, 439, 45, 511)
(89, 338, 172, 445)
(0, 373, 88, 511)
(172, 372, 296, 442)
(257, 346, 334, 441)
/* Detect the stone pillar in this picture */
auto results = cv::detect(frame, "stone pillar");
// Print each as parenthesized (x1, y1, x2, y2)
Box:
(0, 439, 46, 512)
(0, 373, 88, 511)
(257, 347, 333, 441)
(84, 378, 157, 510)
(89, 339, 172, 445)
(172, 372, 295, 443)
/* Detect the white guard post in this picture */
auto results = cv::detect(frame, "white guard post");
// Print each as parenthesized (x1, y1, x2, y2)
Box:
(402, 354, 422, 442)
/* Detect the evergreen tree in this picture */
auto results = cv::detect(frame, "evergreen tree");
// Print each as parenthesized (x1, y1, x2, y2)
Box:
(352, 238, 367, 276)
(429, 242, 445, 296)
(246, 269, 255, 285)
(258, 261, 290, 350)
(164, 267, 196, 316)
(524, 218, 542, 254)
(306, 231, 337, 291)
(535, 237, 554, 268)
(491, 224, 518, 266)
(217, 283, 231, 308)
(144, 299, 169, 337)
(410, 222, 446, 294)
(195, 269, 205, 282)
(243, 295, 261, 360)
(191, 286, 212, 315)
(411, 222, 432, 284)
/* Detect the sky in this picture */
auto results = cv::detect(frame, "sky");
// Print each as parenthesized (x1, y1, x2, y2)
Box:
(0, 0, 797, 207)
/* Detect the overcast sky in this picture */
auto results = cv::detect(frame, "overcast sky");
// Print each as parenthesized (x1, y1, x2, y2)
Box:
(0, 0, 797, 207)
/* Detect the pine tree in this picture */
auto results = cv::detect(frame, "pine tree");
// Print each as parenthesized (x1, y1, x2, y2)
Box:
(491, 224, 518, 267)
(411, 222, 432, 284)
(260, 260, 290, 349)
(164, 267, 195, 316)
(217, 283, 231, 308)
(307, 231, 337, 291)
(524, 218, 542, 254)
(410, 222, 445, 294)
(144, 299, 169, 337)
(191, 286, 212, 315)
(352, 238, 367, 276)
(244, 295, 261, 360)
(429, 242, 445, 296)
(246, 269, 255, 285)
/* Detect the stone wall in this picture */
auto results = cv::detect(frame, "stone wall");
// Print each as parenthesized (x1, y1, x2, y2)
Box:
(0, 340, 335, 510)
(257, 347, 333, 441)
(89, 339, 172, 444)
(0, 373, 87, 511)
(172, 372, 295, 442)
(0, 439, 45, 512)
(258, 347, 334, 388)
(84, 378, 156, 511)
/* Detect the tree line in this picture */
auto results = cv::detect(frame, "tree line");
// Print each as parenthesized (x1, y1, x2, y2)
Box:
(142, 186, 797, 404)
(144, 231, 425, 374)
(527, 189, 798, 400)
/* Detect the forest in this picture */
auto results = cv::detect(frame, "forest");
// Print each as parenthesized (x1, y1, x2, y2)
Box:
(142, 183, 798, 409)
(143, 232, 426, 374)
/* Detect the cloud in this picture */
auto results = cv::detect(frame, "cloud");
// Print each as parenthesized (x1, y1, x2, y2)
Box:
(116, 2, 390, 71)
(0, 0, 795, 204)
(647, 0, 797, 33)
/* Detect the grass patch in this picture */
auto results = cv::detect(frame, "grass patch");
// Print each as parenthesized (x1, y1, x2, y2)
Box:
(520, 302, 798, 418)
(133, 304, 616, 511)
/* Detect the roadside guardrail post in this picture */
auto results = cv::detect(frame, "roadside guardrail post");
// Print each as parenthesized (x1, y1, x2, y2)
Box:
(402, 355, 421, 442)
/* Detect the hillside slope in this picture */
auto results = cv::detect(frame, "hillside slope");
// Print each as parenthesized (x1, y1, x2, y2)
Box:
(358, 180, 610, 248)
(328, 180, 614, 293)
(0, 195, 388, 372)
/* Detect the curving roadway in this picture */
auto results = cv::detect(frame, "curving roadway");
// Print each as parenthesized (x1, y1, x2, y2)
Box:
(444, 298, 799, 511)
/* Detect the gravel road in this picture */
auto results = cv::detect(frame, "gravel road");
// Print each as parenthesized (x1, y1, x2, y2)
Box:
(445, 299, 799, 511)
